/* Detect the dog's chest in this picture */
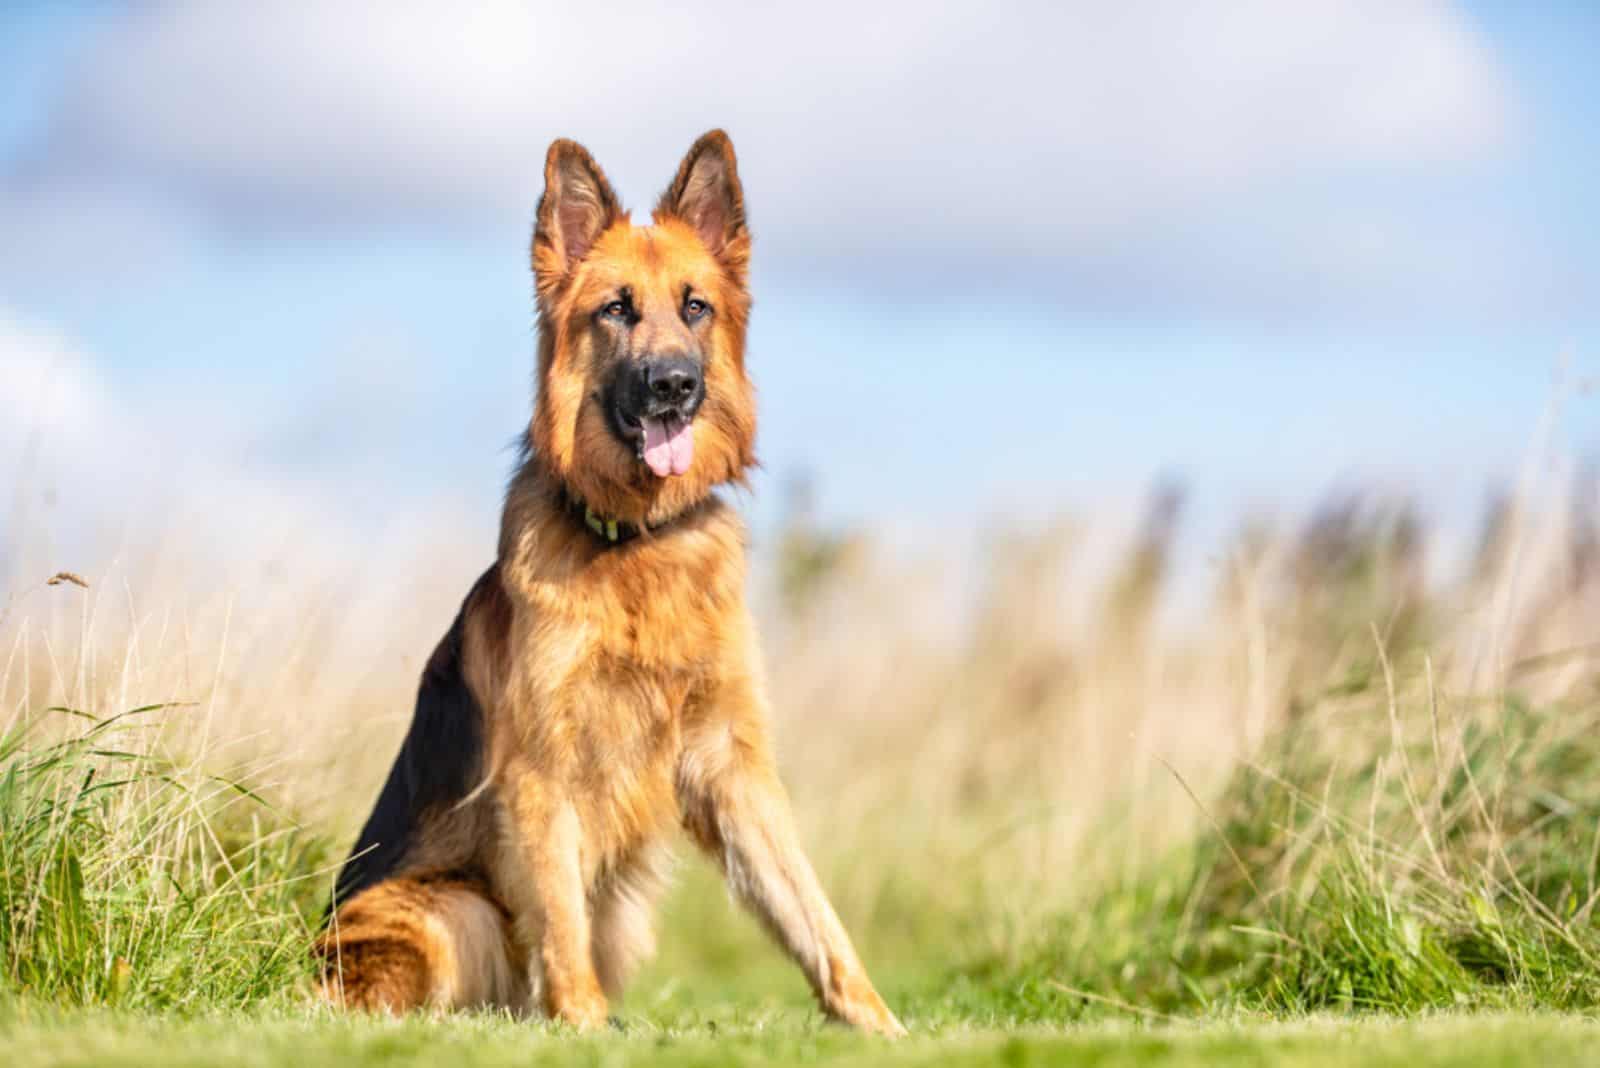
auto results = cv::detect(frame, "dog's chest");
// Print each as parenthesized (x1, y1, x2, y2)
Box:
(505, 564, 731, 826)
(521, 644, 693, 853)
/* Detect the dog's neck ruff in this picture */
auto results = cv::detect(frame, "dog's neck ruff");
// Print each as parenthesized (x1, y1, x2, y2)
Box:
(558, 487, 672, 547)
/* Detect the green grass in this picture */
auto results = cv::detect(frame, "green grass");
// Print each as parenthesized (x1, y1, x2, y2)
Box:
(5, 1010, 1600, 1067)
(5, 655, 1600, 1065)
(0, 707, 331, 1011)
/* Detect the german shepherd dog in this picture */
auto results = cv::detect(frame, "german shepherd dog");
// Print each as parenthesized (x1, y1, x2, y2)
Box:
(316, 131, 904, 1036)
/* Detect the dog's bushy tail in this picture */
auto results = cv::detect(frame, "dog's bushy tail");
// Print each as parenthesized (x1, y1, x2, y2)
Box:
(316, 872, 525, 1013)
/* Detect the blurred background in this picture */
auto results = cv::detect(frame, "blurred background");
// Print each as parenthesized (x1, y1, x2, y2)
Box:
(4, 3, 1596, 563)
(4, 1, 1600, 1010)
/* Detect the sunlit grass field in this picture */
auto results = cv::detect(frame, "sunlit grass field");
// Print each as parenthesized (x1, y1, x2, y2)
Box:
(9, 1011, 1600, 1068)
(6, 439, 1600, 1064)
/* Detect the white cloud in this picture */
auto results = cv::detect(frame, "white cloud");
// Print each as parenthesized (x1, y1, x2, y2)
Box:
(21, 1, 1509, 262)
(0, 315, 262, 560)
(0, 313, 490, 583)
(0, 313, 110, 482)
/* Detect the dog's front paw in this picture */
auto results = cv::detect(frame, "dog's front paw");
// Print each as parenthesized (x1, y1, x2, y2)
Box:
(828, 987, 907, 1038)
(547, 982, 610, 1032)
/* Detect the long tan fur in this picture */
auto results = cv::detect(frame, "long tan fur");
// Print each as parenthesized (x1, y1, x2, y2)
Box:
(316, 131, 904, 1036)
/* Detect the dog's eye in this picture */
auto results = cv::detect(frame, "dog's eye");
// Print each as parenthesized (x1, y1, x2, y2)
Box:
(602, 301, 628, 320)
(684, 298, 710, 322)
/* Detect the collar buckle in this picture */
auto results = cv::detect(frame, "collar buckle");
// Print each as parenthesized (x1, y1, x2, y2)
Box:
(584, 506, 623, 543)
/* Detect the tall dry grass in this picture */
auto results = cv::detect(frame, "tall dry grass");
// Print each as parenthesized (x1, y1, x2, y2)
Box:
(4, 395, 1600, 1010)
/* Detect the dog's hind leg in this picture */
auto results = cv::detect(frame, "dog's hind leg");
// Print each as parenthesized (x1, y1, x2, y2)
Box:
(316, 873, 526, 1014)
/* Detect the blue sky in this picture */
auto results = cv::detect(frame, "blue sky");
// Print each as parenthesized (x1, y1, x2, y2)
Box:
(2, 3, 1597, 572)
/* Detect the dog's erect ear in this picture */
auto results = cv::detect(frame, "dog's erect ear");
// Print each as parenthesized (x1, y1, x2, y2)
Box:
(533, 139, 623, 293)
(655, 130, 747, 265)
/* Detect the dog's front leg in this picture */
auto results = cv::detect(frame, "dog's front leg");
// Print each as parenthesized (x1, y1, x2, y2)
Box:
(677, 684, 906, 1037)
(498, 774, 608, 1029)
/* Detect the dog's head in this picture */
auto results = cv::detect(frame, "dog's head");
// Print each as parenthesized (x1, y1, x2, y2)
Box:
(528, 131, 756, 526)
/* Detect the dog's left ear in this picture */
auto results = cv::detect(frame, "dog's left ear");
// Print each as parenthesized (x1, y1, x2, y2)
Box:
(656, 129, 748, 277)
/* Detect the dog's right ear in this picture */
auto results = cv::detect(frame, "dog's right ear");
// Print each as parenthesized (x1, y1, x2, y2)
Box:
(532, 139, 623, 299)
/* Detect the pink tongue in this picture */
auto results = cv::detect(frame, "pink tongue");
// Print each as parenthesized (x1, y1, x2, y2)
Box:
(641, 416, 694, 477)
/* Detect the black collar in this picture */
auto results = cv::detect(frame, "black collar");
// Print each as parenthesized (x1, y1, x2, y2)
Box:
(559, 488, 662, 546)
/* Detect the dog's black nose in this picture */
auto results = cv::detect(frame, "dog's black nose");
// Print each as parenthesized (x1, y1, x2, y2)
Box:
(644, 357, 702, 406)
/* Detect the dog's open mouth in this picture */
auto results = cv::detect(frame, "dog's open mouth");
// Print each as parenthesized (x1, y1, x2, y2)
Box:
(615, 409, 695, 478)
